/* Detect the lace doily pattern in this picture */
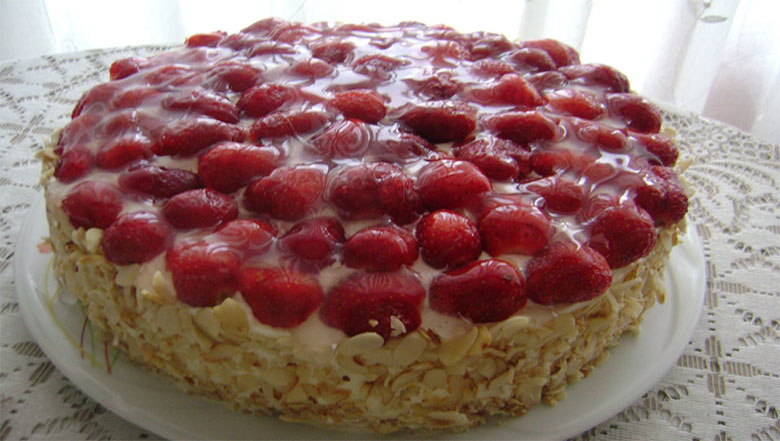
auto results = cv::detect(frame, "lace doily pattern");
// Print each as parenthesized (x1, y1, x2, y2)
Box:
(1, 47, 778, 441)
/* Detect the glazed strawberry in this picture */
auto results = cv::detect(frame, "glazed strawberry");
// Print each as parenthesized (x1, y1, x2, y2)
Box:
(559, 64, 630, 93)
(247, 41, 297, 57)
(198, 142, 280, 193)
(320, 271, 425, 339)
(212, 219, 276, 257)
(375, 171, 422, 225)
(526, 176, 584, 214)
(568, 118, 627, 151)
(241, 17, 286, 35)
(526, 71, 568, 90)
(244, 165, 325, 221)
(525, 240, 612, 304)
(309, 119, 371, 158)
(237, 84, 294, 117)
(109, 57, 151, 80)
(118, 165, 200, 199)
(399, 101, 477, 143)
(632, 132, 679, 166)
(467, 74, 543, 107)
(54, 145, 93, 182)
(416, 159, 492, 210)
(484, 111, 559, 144)
(404, 72, 464, 100)
(109, 87, 160, 109)
(95, 135, 154, 169)
(478, 199, 552, 256)
(469, 33, 514, 59)
(157, 117, 245, 157)
(239, 267, 323, 328)
(290, 58, 334, 78)
(206, 61, 262, 92)
(416, 210, 481, 268)
(507, 48, 557, 73)
(327, 162, 420, 222)
(606, 93, 662, 133)
(546, 89, 606, 120)
(278, 217, 345, 263)
(97, 109, 160, 138)
(342, 226, 418, 272)
(352, 54, 407, 80)
(250, 110, 329, 140)
(185, 31, 227, 48)
(370, 128, 435, 162)
(633, 166, 688, 226)
(330, 90, 387, 124)
(102, 211, 173, 265)
(162, 89, 240, 123)
(429, 259, 526, 323)
(470, 59, 516, 78)
(422, 41, 471, 63)
(310, 39, 356, 64)
(517, 39, 579, 67)
(163, 188, 238, 230)
(72, 83, 120, 118)
(530, 150, 597, 177)
(144, 65, 195, 86)
(166, 240, 241, 307)
(452, 136, 531, 181)
(587, 202, 657, 268)
(61, 181, 123, 229)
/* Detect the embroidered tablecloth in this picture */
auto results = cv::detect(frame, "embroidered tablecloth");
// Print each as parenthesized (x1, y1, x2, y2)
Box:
(0, 47, 778, 441)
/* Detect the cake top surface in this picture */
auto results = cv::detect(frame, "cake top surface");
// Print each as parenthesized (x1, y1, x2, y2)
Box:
(48, 18, 687, 341)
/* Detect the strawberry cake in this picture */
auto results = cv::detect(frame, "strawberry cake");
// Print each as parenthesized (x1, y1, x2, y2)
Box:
(40, 18, 689, 433)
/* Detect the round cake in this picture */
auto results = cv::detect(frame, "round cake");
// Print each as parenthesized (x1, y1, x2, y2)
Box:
(40, 18, 689, 433)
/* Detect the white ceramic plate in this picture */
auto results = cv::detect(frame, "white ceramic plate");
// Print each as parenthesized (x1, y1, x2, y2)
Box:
(15, 194, 705, 440)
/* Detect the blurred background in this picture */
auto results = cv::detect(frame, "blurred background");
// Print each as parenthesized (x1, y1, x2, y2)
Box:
(1, 0, 778, 144)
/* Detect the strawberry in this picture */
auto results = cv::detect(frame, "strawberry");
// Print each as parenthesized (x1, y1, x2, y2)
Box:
(470, 59, 516, 78)
(484, 111, 560, 145)
(429, 259, 526, 323)
(95, 135, 154, 169)
(631, 132, 679, 166)
(352, 54, 408, 79)
(185, 31, 227, 48)
(310, 39, 356, 64)
(237, 84, 294, 118)
(559, 63, 630, 93)
(327, 162, 420, 222)
(309, 119, 371, 158)
(109, 57, 152, 80)
(517, 39, 580, 67)
(290, 58, 334, 78)
(118, 165, 200, 199)
(330, 90, 387, 124)
(144, 65, 195, 86)
(278, 217, 345, 263)
(162, 88, 240, 123)
(72, 83, 120, 118)
(526, 176, 585, 214)
(606, 93, 662, 133)
(212, 219, 276, 257)
(421, 41, 470, 62)
(587, 201, 657, 268)
(54, 145, 93, 182)
(239, 266, 323, 328)
(61, 181, 123, 229)
(109, 87, 160, 109)
(247, 41, 297, 57)
(250, 110, 329, 140)
(375, 170, 422, 225)
(241, 17, 286, 35)
(530, 150, 597, 177)
(157, 117, 245, 157)
(546, 89, 606, 120)
(478, 199, 552, 256)
(399, 101, 477, 143)
(198, 142, 280, 193)
(467, 74, 543, 107)
(320, 271, 425, 339)
(525, 240, 612, 304)
(243, 165, 325, 221)
(371, 127, 434, 161)
(416, 210, 481, 269)
(568, 118, 627, 151)
(469, 33, 514, 59)
(507, 48, 557, 73)
(166, 240, 241, 307)
(404, 71, 464, 100)
(206, 61, 262, 92)
(416, 159, 492, 210)
(452, 136, 531, 181)
(162, 188, 238, 230)
(342, 225, 418, 272)
(526, 71, 568, 91)
(102, 211, 173, 265)
(633, 166, 688, 226)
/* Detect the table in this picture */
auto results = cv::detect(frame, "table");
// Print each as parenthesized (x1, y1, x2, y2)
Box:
(1, 36, 779, 441)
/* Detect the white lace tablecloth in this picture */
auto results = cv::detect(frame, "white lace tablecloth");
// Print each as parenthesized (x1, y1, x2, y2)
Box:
(1, 47, 778, 441)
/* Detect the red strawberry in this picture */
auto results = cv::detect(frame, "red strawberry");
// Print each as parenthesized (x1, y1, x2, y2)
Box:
(526, 176, 585, 214)
(166, 240, 241, 307)
(109, 57, 152, 80)
(144, 65, 195, 86)
(404, 71, 464, 100)
(247, 41, 297, 57)
(399, 101, 477, 143)
(102, 211, 173, 265)
(320, 271, 425, 339)
(97, 110, 161, 138)
(587, 202, 657, 268)
(559, 63, 630, 93)
(342, 225, 418, 272)
(421, 41, 470, 63)
(370, 127, 435, 162)
(109, 87, 160, 109)
(478, 199, 552, 256)
(467, 74, 543, 107)
(61, 181, 123, 229)
(237, 83, 294, 117)
(162, 88, 240, 123)
(352, 54, 408, 79)
(568, 118, 627, 151)
(309, 119, 371, 158)
(162, 188, 238, 230)
(546, 89, 606, 120)
(631, 132, 679, 166)
(198, 142, 280, 193)
(525, 240, 612, 304)
(416, 210, 481, 269)
(240, 267, 323, 328)
(206, 61, 262, 92)
(376, 170, 422, 225)
(241, 17, 286, 35)
(606, 93, 662, 133)
(526, 71, 568, 90)
(530, 150, 597, 177)
(290, 58, 334, 78)
(517, 39, 580, 67)
(469, 33, 514, 59)
(72, 83, 120, 118)
(484, 111, 560, 145)
(429, 259, 526, 323)
(327, 162, 419, 222)
(185, 31, 227, 48)
(243, 165, 325, 221)
(310, 39, 356, 64)
(470, 59, 516, 78)
(54, 145, 93, 182)
(416, 159, 492, 210)
(118, 165, 200, 199)
(95, 135, 154, 169)
(633, 166, 688, 226)
(212, 219, 276, 257)
(452, 136, 531, 181)
(157, 118, 245, 157)
(250, 110, 329, 140)
(278, 217, 345, 263)
(507, 48, 557, 73)
(330, 90, 387, 124)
